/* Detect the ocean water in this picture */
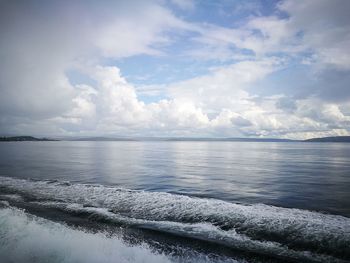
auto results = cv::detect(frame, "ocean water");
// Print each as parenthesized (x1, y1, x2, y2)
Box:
(0, 141, 349, 263)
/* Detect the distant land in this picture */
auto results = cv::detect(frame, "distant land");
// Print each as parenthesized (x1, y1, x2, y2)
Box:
(1, 135, 350, 142)
(304, 136, 350, 142)
(72, 137, 137, 141)
(66, 137, 297, 142)
(0, 136, 297, 142)
(160, 137, 296, 142)
(0, 136, 58, 141)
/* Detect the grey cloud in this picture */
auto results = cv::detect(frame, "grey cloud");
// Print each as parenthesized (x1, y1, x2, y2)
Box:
(0, 0, 349, 139)
(231, 116, 252, 127)
(248, 65, 350, 103)
(0, 0, 188, 126)
(311, 68, 350, 102)
(275, 97, 297, 113)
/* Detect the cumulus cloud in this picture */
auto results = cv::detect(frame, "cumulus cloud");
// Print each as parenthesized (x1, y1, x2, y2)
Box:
(0, 0, 190, 119)
(56, 66, 209, 136)
(0, 0, 350, 139)
(55, 65, 349, 139)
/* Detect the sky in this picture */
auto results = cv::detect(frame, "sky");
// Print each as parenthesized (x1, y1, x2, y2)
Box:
(0, 0, 350, 139)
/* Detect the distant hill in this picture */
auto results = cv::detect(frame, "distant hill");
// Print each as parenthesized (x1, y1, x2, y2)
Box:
(0, 136, 304, 142)
(2, 135, 350, 143)
(73, 137, 137, 141)
(0, 136, 58, 141)
(304, 136, 350, 142)
(162, 137, 296, 142)
(69, 137, 297, 142)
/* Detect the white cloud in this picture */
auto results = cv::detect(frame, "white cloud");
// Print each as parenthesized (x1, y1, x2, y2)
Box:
(93, 3, 192, 58)
(0, 0, 192, 121)
(168, 58, 282, 112)
(57, 63, 349, 139)
(186, 0, 350, 70)
(2, 60, 349, 139)
(58, 66, 209, 136)
(279, 0, 350, 69)
(1, 0, 350, 139)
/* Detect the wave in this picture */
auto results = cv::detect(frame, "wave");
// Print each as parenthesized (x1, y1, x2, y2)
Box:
(0, 204, 244, 263)
(0, 176, 349, 262)
(0, 206, 171, 263)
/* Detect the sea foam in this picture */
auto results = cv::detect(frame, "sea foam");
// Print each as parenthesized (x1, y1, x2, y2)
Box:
(0, 176, 349, 262)
(0, 206, 171, 263)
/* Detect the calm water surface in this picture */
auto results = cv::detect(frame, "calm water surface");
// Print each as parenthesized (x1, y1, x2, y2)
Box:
(1, 141, 350, 263)
(0, 141, 349, 216)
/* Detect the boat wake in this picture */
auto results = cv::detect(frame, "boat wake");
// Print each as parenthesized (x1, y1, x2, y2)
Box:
(0, 205, 174, 263)
(0, 176, 349, 263)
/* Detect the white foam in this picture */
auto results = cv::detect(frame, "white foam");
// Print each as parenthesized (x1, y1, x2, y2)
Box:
(33, 202, 343, 262)
(0, 206, 170, 263)
(0, 206, 244, 263)
(0, 193, 23, 201)
(0, 176, 349, 262)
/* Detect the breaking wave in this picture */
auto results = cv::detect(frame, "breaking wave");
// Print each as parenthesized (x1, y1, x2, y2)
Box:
(0, 206, 171, 263)
(0, 176, 349, 263)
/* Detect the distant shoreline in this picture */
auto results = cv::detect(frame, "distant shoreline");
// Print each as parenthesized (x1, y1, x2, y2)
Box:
(0, 136, 58, 142)
(303, 136, 350, 142)
(1, 135, 350, 142)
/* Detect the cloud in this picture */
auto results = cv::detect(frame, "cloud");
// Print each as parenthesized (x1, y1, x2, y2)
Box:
(0, 0, 349, 139)
(275, 97, 297, 113)
(93, 2, 192, 58)
(55, 66, 209, 136)
(58, 64, 350, 139)
(187, 0, 350, 69)
(231, 116, 252, 127)
(0, 0, 191, 120)
(279, 0, 350, 69)
(168, 58, 282, 113)
(1, 61, 349, 139)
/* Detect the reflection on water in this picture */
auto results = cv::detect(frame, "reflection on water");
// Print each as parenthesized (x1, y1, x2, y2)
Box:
(0, 141, 349, 216)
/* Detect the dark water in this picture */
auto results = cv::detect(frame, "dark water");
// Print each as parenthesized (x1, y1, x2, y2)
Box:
(0, 141, 350, 263)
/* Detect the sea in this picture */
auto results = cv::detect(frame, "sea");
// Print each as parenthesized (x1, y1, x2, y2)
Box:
(0, 141, 349, 263)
